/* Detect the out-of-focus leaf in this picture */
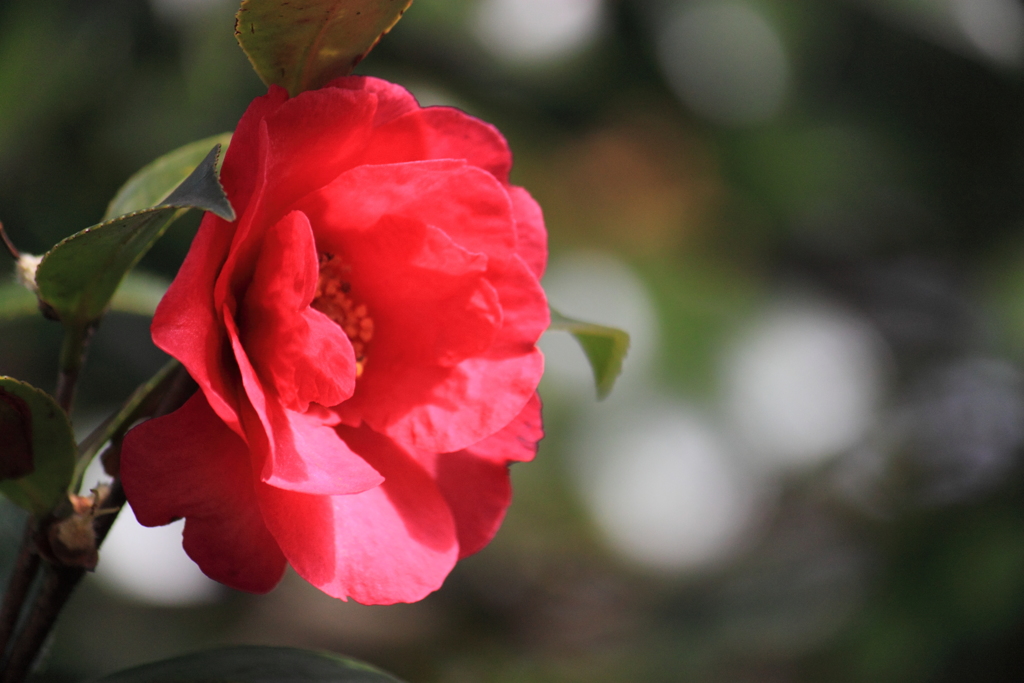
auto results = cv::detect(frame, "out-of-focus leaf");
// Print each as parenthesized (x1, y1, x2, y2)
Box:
(637, 257, 760, 395)
(89, 646, 406, 683)
(107, 271, 170, 318)
(548, 308, 630, 399)
(103, 133, 232, 221)
(0, 377, 75, 515)
(0, 4, 114, 163)
(35, 145, 232, 327)
(236, 0, 414, 97)
(0, 271, 170, 323)
(0, 280, 37, 321)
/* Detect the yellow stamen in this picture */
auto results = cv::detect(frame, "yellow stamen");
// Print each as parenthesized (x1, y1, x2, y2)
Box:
(312, 253, 374, 377)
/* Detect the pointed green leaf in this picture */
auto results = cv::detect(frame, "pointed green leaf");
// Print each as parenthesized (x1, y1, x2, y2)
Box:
(549, 308, 631, 399)
(103, 133, 232, 222)
(236, 0, 414, 97)
(35, 145, 233, 326)
(0, 377, 75, 515)
(90, 646, 406, 683)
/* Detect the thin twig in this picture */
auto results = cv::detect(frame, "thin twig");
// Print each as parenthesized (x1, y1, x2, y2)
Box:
(72, 359, 181, 492)
(54, 324, 94, 415)
(0, 521, 40, 660)
(0, 475, 127, 683)
(0, 563, 84, 683)
(0, 221, 20, 261)
(153, 365, 197, 417)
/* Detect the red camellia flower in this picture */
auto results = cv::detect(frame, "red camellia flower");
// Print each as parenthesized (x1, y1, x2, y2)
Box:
(120, 77, 547, 604)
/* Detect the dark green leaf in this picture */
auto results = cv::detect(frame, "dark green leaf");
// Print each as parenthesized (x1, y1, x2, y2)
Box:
(236, 0, 414, 97)
(89, 646, 407, 683)
(103, 133, 232, 222)
(0, 377, 75, 515)
(35, 144, 232, 326)
(0, 387, 33, 479)
(548, 308, 630, 399)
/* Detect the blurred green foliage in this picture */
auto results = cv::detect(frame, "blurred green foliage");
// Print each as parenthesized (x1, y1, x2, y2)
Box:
(3, 0, 1024, 682)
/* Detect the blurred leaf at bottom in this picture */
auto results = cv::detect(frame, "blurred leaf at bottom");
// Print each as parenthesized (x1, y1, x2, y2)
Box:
(88, 646, 406, 683)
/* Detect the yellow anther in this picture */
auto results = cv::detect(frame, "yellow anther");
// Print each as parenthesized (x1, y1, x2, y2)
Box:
(312, 253, 373, 377)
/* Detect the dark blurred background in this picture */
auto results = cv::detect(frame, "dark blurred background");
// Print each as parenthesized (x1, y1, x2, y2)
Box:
(4, 0, 1024, 681)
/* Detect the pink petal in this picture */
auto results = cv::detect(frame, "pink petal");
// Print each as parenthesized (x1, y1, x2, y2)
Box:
(211, 81, 377, 302)
(212, 123, 273, 328)
(306, 161, 517, 260)
(462, 392, 544, 465)
(217, 85, 289, 214)
(121, 393, 286, 593)
(508, 186, 548, 279)
(429, 453, 510, 560)
(339, 216, 501, 364)
(351, 255, 546, 453)
(369, 345, 543, 455)
(211, 87, 378, 324)
(298, 192, 506, 372)
(225, 309, 382, 497)
(257, 424, 459, 604)
(262, 406, 384, 495)
(485, 254, 550, 351)
(363, 107, 513, 183)
(259, 86, 377, 219)
(326, 75, 421, 126)
(316, 214, 535, 452)
(425, 393, 543, 558)
(241, 210, 356, 412)
(151, 211, 241, 434)
(416, 107, 513, 182)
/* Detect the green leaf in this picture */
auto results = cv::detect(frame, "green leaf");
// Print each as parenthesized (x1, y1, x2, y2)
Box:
(103, 133, 232, 222)
(236, 0, 414, 97)
(89, 646, 407, 683)
(0, 377, 75, 515)
(548, 308, 631, 400)
(35, 144, 233, 327)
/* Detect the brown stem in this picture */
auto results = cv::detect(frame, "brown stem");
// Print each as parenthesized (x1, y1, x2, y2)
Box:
(54, 324, 94, 415)
(0, 367, 195, 682)
(0, 566, 83, 683)
(0, 221, 20, 261)
(0, 482, 127, 683)
(0, 521, 40, 660)
(154, 366, 197, 417)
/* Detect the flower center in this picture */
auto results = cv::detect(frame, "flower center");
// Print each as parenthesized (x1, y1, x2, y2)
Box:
(312, 253, 374, 377)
